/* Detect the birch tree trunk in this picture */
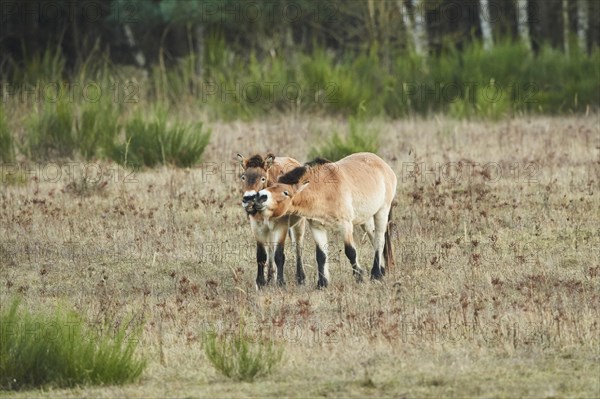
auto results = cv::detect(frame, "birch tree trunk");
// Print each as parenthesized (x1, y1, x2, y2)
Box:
(399, 0, 417, 54)
(479, 0, 494, 50)
(195, 24, 204, 78)
(516, 0, 532, 50)
(398, 0, 428, 57)
(562, 0, 570, 54)
(577, 0, 589, 52)
(413, 0, 428, 56)
(123, 24, 147, 69)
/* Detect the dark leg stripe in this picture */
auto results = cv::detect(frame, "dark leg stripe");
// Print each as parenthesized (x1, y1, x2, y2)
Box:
(344, 244, 357, 264)
(316, 245, 326, 266)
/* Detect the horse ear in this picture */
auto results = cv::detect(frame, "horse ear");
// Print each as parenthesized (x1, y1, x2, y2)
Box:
(237, 153, 247, 170)
(264, 154, 275, 170)
(295, 181, 309, 194)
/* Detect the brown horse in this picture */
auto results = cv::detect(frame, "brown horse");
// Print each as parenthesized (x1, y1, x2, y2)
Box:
(254, 152, 397, 288)
(237, 153, 306, 287)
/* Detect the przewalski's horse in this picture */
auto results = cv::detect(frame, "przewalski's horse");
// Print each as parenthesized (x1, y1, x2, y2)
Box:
(254, 152, 397, 288)
(237, 153, 306, 287)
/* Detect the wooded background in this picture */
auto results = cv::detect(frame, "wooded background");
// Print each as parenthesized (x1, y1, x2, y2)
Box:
(1, 0, 598, 71)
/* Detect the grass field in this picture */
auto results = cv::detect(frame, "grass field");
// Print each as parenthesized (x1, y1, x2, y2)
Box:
(1, 115, 599, 397)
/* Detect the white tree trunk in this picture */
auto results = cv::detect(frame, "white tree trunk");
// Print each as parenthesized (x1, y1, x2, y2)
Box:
(516, 0, 531, 50)
(398, 0, 427, 56)
(124, 24, 146, 68)
(195, 24, 204, 78)
(562, 0, 570, 54)
(399, 0, 416, 54)
(413, 0, 428, 56)
(479, 0, 494, 50)
(577, 0, 589, 52)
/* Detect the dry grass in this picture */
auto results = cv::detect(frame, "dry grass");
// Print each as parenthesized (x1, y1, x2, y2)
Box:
(1, 115, 599, 398)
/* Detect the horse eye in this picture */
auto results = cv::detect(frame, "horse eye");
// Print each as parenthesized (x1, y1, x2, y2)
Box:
(261, 177, 266, 183)
(283, 191, 289, 196)
(241, 175, 246, 181)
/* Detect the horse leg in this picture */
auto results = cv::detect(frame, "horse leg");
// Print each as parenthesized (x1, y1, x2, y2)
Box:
(273, 224, 288, 287)
(256, 242, 267, 288)
(274, 242, 286, 286)
(342, 221, 364, 282)
(266, 243, 276, 284)
(290, 218, 306, 285)
(360, 217, 375, 248)
(371, 207, 389, 280)
(310, 221, 329, 288)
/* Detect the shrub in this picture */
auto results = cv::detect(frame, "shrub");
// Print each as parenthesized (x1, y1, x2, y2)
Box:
(203, 330, 283, 382)
(26, 98, 75, 160)
(111, 109, 211, 168)
(75, 97, 120, 160)
(0, 298, 146, 390)
(0, 107, 15, 162)
(8, 47, 65, 87)
(309, 117, 379, 161)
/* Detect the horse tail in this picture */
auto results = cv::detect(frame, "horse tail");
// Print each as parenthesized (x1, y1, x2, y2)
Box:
(383, 203, 395, 272)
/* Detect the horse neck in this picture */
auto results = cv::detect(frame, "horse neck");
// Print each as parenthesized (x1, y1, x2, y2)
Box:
(288, 166, 327, 217)
(266, 164, 284, 185)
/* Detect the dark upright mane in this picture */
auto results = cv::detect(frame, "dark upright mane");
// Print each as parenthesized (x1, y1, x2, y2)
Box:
(278, 166, 307, 185)
(306, 157, 331, 167)
(278, 157, 331, 185)
(246, 154, 265, 168)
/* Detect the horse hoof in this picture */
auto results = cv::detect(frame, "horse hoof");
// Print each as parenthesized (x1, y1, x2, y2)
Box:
(317, 278, 329, 289)
(353, 268, 365, 282)
(370, 272, 383, 280)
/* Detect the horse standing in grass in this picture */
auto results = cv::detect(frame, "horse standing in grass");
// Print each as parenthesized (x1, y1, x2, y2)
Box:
(237, 153, 306, 287)
(254, 152, 397, 288)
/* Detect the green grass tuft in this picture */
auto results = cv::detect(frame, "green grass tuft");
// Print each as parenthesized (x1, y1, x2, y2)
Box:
(0, 298, 146, 391)
(110, 108, 211, 168)
(309, 117, 379, 161)
(0, 107, 15, 162)
(75, 98, 121, 160)
(26, 99, 76, 160)
(203, 329, 283, 382)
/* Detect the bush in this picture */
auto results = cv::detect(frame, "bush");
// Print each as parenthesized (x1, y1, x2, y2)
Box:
(75, 97, 121, 160)
(0, 107, 15, 162)
(203, 330, 283, 382)
(0, 298, 146, 390)
(26, 98, 76, 160)
(111, 109, 211, 168)
(309, 117, 379, 161)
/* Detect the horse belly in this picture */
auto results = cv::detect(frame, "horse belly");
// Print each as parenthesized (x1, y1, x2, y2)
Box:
(350, 187, 386, 224)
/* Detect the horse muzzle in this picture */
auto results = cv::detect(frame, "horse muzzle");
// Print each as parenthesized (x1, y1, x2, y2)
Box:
(253, 192, 268, 212)
(242, 194, 258, 215)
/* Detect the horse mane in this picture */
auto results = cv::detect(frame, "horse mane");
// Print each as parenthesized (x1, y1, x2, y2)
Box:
(306, 157, 332, 167)
(278, 157, 332, 185)
(278, 166, 307, 185)
(246, 154, 265, 168)
(246, 153, 276, 169)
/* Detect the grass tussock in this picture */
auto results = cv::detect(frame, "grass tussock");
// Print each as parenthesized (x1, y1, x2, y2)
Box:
(0, 298, 146, 391)
(26, 98, 76, 160)
(76, 98, 121, 160)
(203, 329, 283, 382)
(309, 117, 379, 161)
(0, 106, 15, 162)
(111, 109, 211, 168)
